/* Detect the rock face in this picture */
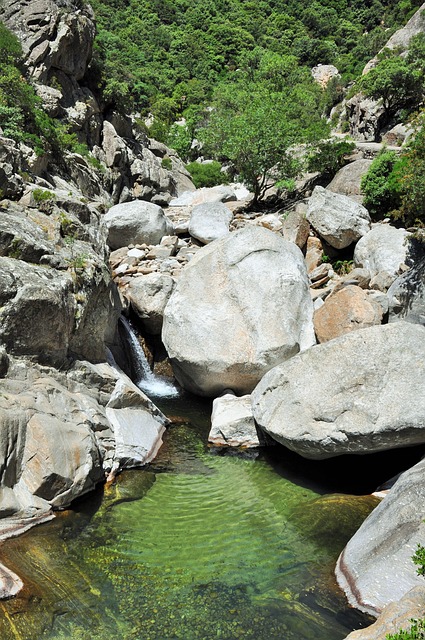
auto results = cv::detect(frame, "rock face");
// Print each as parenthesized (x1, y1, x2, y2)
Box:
(388, 254, 425, 326)
(336, 458, 425, 616)
(162, 226, 315, 397)
(345, 95, 387, 142)
(251, 322, 425, 459)
(311, 64, 340, 88)
(188, 202, 233, 244)
(354, 225, 410, 279)
(307, 186, 371, 249)
(313, 285, 383, 343)
(0, 0, 95, 82)
(343, 586, 425, 639)
(103, 201, 174, 250)
(209, 394, 261, 448)
(0, 358, 168, 543)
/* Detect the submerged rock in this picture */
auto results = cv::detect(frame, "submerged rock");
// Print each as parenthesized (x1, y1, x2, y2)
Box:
(252, 322, 425, 459)
(162, 226, 315, 397)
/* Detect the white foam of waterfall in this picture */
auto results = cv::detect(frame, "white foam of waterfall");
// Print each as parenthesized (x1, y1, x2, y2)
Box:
(120, 316, 180, 398)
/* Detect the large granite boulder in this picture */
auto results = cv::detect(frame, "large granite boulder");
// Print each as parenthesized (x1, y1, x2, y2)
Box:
(188, 202, 233, 244)
(162, 226, 316, 397)
(336, 458, 425, 616)
(169, 185, 237, 207)
(327, 159, 373, 201)
(354, 225, 410, 279)
(127, 272, 175, 334)
(306, 186, 371, 249)
(314, 285, 383, 343)
(388, 254, 425, 326)
(343, 586, 425, 639)
(251, 322, 425, 459)
(103, 200, 174, 250)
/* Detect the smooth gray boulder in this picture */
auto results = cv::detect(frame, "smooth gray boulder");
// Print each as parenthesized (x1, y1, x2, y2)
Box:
(162, 226, 315, 397)
(354, 225, 410, 279)
(188, 202, 232, 244)
(209, 394, 261, 448)
(388, 255, 425, 326)
(307, 186, 371, 249)
(127, 272, 175, 334)
(251, 322, 425, 459)
(336, 458, 425, 616)
(103, 201, 174, 249)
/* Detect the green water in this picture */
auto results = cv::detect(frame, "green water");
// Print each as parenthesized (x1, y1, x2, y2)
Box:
(0, 395, 382, 640)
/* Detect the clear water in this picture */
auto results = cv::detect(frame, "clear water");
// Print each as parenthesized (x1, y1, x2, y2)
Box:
(0, 394, 397, 640)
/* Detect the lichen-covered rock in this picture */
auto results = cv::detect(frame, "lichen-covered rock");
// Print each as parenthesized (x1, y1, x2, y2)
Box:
(307, 186, 371, 249)
(343, 586, 425, 639)
(327, 159, 373, 200)
(0, 0, 95, 83)
(252, 322, 425, 459)
(388, 254, 425, 326)
(162, 226, 315, 397)
(126, 272, 175, 335)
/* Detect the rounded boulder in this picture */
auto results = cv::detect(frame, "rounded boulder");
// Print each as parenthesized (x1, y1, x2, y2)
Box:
(162, 226, 315, 397)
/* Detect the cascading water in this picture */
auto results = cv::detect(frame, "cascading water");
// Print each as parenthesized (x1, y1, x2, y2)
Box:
(119, 315, 179, 398)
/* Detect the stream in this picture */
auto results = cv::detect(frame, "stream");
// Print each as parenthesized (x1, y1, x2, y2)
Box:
(0, 370, 422, 639)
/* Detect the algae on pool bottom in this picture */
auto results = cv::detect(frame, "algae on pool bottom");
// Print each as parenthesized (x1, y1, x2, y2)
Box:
(0, 420, 377, 640)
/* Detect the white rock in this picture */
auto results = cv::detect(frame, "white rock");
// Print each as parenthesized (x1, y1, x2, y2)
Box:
(188, 202, 232, 244)
(354, 225, 410, 279)
(307, 186, 371, 249)
(209, 394, 261, 448)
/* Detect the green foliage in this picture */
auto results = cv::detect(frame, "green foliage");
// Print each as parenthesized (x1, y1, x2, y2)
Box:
(0, 21, 22, 63)
(361, 150, 402, 219)
(161, 156, 172, 170)
(362, 117, 425, 226)
(86, 0, 423, 125)
(186, 161, 225, 188)
(386, 619, 425, 640)
(413, 544, 425, 578)
(307, 138, 355, 177)
(359, 51, 423, 115)
(359, 34, 425, 119)
(200, 72, 329, 202)
(32, 189, 54, 204)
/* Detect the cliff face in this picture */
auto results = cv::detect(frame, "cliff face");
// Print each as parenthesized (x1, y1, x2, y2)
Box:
(0, 0, 178, 595)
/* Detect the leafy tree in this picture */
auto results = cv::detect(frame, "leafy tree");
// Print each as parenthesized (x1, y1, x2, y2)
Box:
(200, 78, 329, 203)
(359, 49, 424, 116)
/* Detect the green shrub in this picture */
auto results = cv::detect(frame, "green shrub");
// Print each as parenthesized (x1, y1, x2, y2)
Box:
(32, 188, 54, 204)
(307, 138, 355, 177)
(161, 156, 172, 170)
(186, 161, 226, 188)
(361, 150, 402, 219)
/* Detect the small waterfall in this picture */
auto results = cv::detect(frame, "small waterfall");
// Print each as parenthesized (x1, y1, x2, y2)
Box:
(119, 316, 179, 398)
